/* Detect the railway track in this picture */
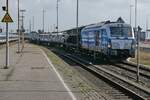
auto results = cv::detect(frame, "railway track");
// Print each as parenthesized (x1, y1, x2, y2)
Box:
(76, 53, 150, 88)
(66, 54, 150, 100)
(121, 61, 150, 77)
(51, 48, 150, 100)
(99, 60, 150, 89)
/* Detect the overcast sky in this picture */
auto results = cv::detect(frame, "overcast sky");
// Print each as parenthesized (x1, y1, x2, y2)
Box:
(0, 0, 150, 32)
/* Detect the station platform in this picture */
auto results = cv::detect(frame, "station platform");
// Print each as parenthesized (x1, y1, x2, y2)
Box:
(0, 44, 76, 100)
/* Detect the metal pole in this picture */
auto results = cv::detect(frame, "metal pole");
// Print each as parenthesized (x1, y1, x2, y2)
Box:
(76, 0, 79, 50)
(43, 9, 45, 33)
(4, 0, 9, 69)
(146, 15, 149, 31)
(29, 19, 31, 33)
(22, 13, 24, 50)
(17, 0, 20, 53)
(32, 16, 34, 31)
(20, 10, 26, 51)
(130, 5, 133, 25)
(48, 26, 49, 33)
(57, 0, 59, 35)
(53, 24, 55, 32)
(135, 0, 140, 82)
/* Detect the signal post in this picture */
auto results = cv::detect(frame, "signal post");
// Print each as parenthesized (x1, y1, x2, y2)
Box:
(1, 0, 13, 69)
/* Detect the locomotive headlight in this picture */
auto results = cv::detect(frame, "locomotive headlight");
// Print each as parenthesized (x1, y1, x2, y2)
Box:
(108, 42, 112, 48)
(108, 44, 111, 48)
(108, 40, 112, 48)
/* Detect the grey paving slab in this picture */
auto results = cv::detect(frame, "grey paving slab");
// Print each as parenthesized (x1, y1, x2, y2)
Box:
(0, 92, 71, 100)
(0, 44, 74, 100)
(0, 45, 20, 68)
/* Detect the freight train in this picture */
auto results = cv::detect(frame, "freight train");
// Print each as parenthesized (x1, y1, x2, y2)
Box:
(30, 18, 136, 59)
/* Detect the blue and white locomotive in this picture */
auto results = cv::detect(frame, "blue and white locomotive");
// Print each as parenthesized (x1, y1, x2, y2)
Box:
(80, 18, 136, 58)
(29, 18, 136, 59)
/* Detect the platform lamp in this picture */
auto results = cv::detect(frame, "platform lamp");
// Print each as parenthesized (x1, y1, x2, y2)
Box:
(20, 9, 26, 52)
(56, 0, 60, 35)
(17, 0, 21, 53)
(42, 9, 45, 33)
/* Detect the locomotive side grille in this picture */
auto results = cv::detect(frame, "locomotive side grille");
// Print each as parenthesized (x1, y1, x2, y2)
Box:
(124, 43, 131, 49)
(111, 40, 132, 49)
(112, 42, 120, 49)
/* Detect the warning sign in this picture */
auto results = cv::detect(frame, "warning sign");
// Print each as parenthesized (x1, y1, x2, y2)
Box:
(1, 13, 13, 23)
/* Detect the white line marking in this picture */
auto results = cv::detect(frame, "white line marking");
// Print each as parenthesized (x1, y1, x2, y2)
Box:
(41, 49, 77, 100)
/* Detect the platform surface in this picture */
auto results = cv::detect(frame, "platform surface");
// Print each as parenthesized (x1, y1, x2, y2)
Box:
(0, 44, 74, 100)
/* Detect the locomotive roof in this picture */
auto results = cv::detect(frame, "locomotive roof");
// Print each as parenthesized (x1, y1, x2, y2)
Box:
(62, 26, 86, 32)
(62, 17, 129, 33)
(84, 17, 127, 29)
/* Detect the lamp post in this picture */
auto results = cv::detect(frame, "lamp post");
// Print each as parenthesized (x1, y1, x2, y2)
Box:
(130, 5, 133, 25)
(76, 0, 79, 50)
(135, 0, 137, 28)
(43, 9, 45, 33)
(56, 0, 59, 35)
(146, 15, 149, 31)
(32, 16, 34, 31)
(29, 19, 31, 33)
(20, 9, 26, 51)
(17, 0, 20, 53)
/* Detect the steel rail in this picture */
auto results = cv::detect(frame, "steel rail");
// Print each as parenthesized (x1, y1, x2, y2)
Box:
(62, 54, 149, 100)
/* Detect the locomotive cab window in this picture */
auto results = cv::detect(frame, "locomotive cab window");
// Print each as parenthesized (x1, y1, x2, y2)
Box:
(110, 27, 132, 37)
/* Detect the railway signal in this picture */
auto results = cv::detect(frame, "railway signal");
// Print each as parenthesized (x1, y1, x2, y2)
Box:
(1, 13, 13, 23)
(2, 6, 6, 11)
(1, 0, 14, 69)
